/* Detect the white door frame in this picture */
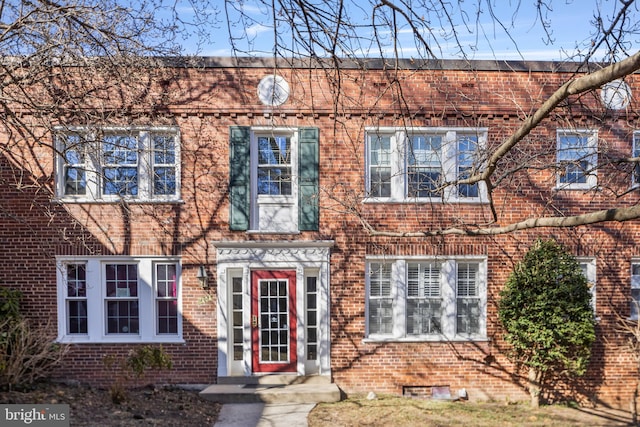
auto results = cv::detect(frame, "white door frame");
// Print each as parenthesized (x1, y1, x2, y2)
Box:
(214, 240, 333, 378)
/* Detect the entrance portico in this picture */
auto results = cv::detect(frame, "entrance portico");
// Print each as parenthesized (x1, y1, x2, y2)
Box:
(214, 241, 333, 379)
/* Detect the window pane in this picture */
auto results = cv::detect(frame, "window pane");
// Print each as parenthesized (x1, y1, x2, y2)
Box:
(457, 263, 480, 335)
(369, 263, 391, 297)
(369, 135, 391, 197)
(257, 136, 292, 195)
(634, 135, 640, 185)
(232, 275, 243, 361)
(62, 134, 87, 195)
(558, 134, 593, 184)
(67, 264, 86, 297)
(156, 264, 178, 335)
(156, 264, 177, 298)
(457, 135, 479, 197)
(106, 300, 139, 334)
(154, 167, 176, 195)
(157, 300, 178, 334)
(632, 289, 640, 319)
(102, 134, 139, 196)
(65, 167, 87, 195)
(408, 135, 442, 197)
(153, 134, 177, 196)
(306, 276, 318, 361)
(368, 263, 393, 335)
(368, 299, 393, 335)
(457, 263, 479, 297)
(407, 299, 442, 335)
(457, 298, 480, 334)
(67, 300, 88, 334)
(105, 263, 138, 297)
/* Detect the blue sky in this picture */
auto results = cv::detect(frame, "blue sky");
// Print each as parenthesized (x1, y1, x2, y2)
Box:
(175, 1, 637, 61)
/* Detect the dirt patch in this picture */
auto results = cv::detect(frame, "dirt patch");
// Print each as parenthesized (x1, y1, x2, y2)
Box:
(0, 381, 220, 426)
(308, 394, 636, 427)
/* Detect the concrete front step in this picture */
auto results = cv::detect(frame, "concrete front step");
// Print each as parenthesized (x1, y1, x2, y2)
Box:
(199, 378, 342, 404)
(217, 374, 332, 386)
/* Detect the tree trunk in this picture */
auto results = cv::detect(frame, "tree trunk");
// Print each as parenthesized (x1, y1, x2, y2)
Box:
(528, 367, 541, 408)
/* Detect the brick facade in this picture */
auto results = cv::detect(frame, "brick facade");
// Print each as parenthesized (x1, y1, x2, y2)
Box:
(1, 57, 639, 407)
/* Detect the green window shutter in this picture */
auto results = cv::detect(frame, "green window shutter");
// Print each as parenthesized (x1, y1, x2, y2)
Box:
(229, 126, 250, 231)
(298, 127, 319, 231)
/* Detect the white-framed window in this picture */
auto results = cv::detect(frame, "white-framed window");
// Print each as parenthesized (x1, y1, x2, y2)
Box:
(556, 129, 597, 189)
(577, 257, 597, 315)
(56, 257, 182, 343)
(250, 128, 299, 232)
(55, 126, 180, 202)
(631, 262, 640, 320)
(365, 257, 487, 341)
(365, 127, 488, 202)
(632, 132, 640, 187)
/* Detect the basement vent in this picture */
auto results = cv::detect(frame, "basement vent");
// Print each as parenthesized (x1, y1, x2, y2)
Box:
(403, 385, 452, 400)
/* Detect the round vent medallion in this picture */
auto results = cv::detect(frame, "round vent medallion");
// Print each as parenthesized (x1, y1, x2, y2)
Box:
(257, 75, 290, 106)
(601, 79, 632, 110)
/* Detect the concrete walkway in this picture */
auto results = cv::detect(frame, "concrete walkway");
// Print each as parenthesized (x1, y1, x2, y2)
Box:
(214, 402, 316, 427)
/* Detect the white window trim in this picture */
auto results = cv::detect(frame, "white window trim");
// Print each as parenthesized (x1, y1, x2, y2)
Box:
(577, 257, 597, 317)
(631, 260, 640, 320)
(364, 256, 487, 342)
(555, 129, 598, 190)
(364, 127, 488, 204)
(54, 126, 181, 203)
(55, 256, 183, 344)
(249, 127, 299, 232)
(632, 131, 640, 189)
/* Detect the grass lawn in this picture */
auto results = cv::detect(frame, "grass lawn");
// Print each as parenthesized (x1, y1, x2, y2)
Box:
(308, 394, 635, 427)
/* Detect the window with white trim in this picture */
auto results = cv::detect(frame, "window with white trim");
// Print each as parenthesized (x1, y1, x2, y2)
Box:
(556, 129, 597, 189)
(366, 258, 487, 340)
(577, 258, 596, 314)
(366, 128, 488, 202)
(56, 257, 182, 343)
(55, 127, 180, 202)
(251, 130, 298, 232)
(631, 263, 640, 320)
(632, 132, 640, 187)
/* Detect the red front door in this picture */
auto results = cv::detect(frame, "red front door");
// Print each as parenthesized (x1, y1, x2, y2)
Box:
(251, 270, 297, 373)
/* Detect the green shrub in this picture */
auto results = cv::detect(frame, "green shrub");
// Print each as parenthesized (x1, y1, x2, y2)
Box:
(498, 239, 596, 407)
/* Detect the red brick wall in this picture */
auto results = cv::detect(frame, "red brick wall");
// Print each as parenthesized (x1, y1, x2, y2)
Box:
(1, 60, 640, 407)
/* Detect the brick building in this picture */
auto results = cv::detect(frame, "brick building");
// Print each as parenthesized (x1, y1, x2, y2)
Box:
(1, 57, 639, 407)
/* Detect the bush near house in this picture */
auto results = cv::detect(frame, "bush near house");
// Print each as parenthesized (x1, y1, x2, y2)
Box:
(498, 239, 596, 407)
(0, 288, 68, 390)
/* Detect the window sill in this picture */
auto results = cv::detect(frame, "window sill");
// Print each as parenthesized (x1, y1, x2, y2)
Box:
(57, 335, 185, 344)
(363, 335, 489, 343)
(553, 184, 598, 191)
(247, 230, 301, 235)
(53, 197, 184, 205)
(362, 197, 488, 205)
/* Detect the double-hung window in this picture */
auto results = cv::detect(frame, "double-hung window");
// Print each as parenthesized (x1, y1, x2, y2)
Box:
(366, 257, 487, 341)
(556, 129, 597, 189)
(56, 257, 182, 343)
(366, 127, 487, 202)
(229, 127, 319, 232)
(55, 127, 180, 202)
(631, 262, 640, 320)
(632, 132, 640, 187)
(577, 258, 597, 315)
